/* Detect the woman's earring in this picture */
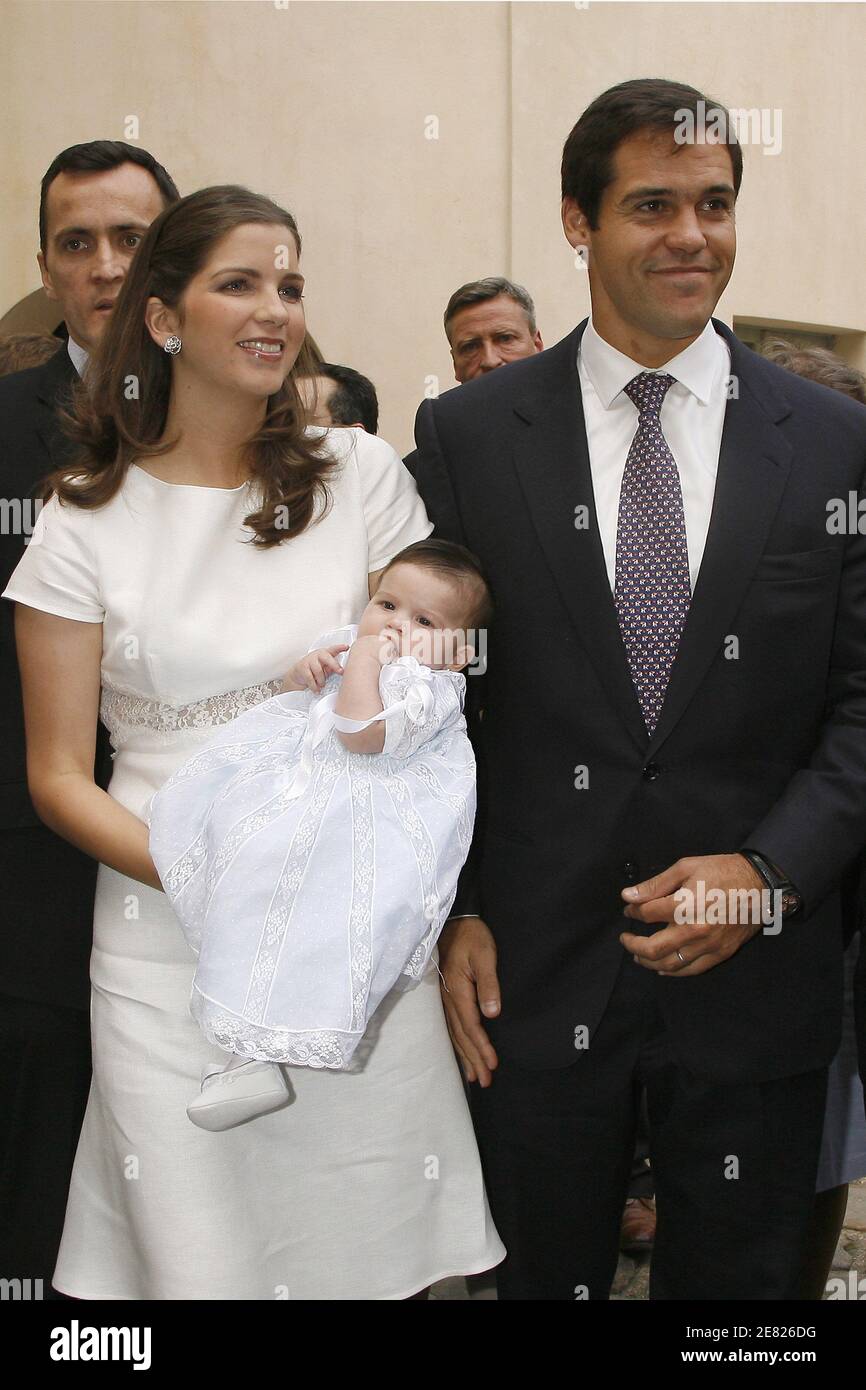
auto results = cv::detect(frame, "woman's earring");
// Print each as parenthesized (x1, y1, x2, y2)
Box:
(163, 335, 182, 356)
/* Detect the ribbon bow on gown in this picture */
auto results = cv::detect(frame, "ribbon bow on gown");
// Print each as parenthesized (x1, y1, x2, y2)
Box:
(281, 655, 437, 802)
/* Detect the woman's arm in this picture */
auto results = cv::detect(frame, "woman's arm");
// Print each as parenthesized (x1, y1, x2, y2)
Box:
(15, 605, 163, 891)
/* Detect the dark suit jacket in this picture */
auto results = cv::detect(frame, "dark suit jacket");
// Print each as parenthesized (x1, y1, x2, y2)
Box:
(0, 346, 111, 1010)
(413, 318, 866, 1083)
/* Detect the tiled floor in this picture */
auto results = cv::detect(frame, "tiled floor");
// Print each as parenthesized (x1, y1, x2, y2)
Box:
(822, 1179, 866, 1300)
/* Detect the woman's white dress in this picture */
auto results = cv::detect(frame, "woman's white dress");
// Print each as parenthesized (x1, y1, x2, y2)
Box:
(2, 428, 504, 1299)
(148, 629, 476, 1070)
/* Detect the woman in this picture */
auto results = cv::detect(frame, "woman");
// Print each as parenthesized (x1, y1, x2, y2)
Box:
(3, 185, 503, 1299)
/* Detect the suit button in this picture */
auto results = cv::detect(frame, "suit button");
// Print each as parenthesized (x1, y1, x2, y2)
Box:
(642, 763, 661, 782)
(623, 861, 639, 883)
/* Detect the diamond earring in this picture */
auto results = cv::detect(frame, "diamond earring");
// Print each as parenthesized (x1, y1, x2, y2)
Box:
(163, 335, 182, 356)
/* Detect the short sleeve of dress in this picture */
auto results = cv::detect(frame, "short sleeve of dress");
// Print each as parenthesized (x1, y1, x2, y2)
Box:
(1, 492, 103, 622)
(353, 431, 433, 572)
(378, 659, 466, 759)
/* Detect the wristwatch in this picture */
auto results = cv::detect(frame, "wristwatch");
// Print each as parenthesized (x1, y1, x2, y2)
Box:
(740, 849, 803, 919)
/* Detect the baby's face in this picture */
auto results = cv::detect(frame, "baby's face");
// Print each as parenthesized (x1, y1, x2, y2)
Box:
(359, 562, 475, 670)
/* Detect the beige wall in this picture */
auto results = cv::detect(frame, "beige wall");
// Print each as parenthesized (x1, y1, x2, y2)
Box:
(2, 0, 865, 451)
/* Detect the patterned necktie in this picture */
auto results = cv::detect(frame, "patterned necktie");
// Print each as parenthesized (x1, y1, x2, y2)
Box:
(614, 371, 691, 735)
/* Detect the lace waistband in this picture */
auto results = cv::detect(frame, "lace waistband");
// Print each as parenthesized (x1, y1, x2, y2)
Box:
(100, 676, 284, 749)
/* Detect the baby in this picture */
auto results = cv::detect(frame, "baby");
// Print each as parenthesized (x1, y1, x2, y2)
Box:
(148, 539, 492, 1130)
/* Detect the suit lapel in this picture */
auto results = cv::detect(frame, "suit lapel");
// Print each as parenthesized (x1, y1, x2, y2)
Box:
(647, 324, 793, 752)
(33, 344, 78, 476)
(510, 323, 649, 751)
(509, 319, 794, 754)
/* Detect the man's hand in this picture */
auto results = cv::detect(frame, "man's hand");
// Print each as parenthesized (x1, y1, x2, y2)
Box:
(437, 917, 501, 1086)
(619, 853, 767, 977)
(283, 643, 348, 694)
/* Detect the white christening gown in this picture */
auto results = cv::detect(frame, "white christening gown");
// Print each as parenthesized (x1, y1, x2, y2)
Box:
(147, 627, 476, 1070)
(2, 427, 503, 1299)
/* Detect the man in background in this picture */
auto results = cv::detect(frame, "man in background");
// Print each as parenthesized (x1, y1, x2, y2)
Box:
(445, 276, 543, 384)
(0, 140, 179, 1295)
(297, 361, 379, 434)
(404, 277, 544, 479)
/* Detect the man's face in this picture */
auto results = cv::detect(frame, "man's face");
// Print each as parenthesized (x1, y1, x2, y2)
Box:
(447, 294, 543, 383)
(297, 374, 342, 427)
(562, 129, 737, 364)
(38, 162, 166, 353)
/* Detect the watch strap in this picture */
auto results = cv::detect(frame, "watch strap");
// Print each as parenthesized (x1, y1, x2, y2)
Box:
(740, 849, 803, 917)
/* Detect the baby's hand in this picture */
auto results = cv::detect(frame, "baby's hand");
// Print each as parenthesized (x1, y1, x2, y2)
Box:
(350, 628, 403, 668)
(283, 644, 349, 694)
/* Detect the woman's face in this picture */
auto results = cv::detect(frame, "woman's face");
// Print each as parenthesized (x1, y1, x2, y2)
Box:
(154, 221, 306, 400)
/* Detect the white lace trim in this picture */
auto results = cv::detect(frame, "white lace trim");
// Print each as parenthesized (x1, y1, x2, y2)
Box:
(158, 731, 311, 919)
(242, 754, 345, 1024)
(100, 676, 284, 749)
(190, 986, 360, 1069)
(385, 755, 473, 981)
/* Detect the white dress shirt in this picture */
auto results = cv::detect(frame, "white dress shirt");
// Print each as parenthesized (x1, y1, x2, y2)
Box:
(578, 317, 731, 591)
(66, 335, 89, 377)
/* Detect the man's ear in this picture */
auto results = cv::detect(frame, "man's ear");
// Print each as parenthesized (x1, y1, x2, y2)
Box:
(561, 196, 590, 255)
(37, 250, 58, 303)
(144, 296, 180, 351)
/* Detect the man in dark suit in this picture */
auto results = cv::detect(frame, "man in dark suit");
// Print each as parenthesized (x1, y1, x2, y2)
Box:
(412, 78, 866, 1300)
(404, 277, 543, 479)
(0, 141, 178, 1294)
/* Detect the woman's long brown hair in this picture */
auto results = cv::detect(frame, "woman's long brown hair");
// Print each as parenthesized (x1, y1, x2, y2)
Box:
(45, 185, 339, 545)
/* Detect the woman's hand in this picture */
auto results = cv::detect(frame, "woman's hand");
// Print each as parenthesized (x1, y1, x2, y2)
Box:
(283, 643, 348, 694)
(14, 605, 163, 890)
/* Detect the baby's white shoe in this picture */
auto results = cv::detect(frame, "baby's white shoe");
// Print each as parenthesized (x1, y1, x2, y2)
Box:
(187, 1059, 292, 1131)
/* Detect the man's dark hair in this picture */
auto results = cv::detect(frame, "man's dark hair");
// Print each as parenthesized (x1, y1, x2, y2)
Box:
(382, 537, 494, 634)
(40, 141, 180, 251)
(761, 340, 866, 406)
(316, 362, 379, 434)
(444, 277, 537, 340)
(561, 78, 743, 230)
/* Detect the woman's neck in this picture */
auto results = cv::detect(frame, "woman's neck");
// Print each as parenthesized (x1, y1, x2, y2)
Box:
(155, 379, 268, 488)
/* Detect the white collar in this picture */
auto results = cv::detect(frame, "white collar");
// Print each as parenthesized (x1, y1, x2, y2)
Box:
(66, 336, 89, 378)
(579, 316, 724, 409)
